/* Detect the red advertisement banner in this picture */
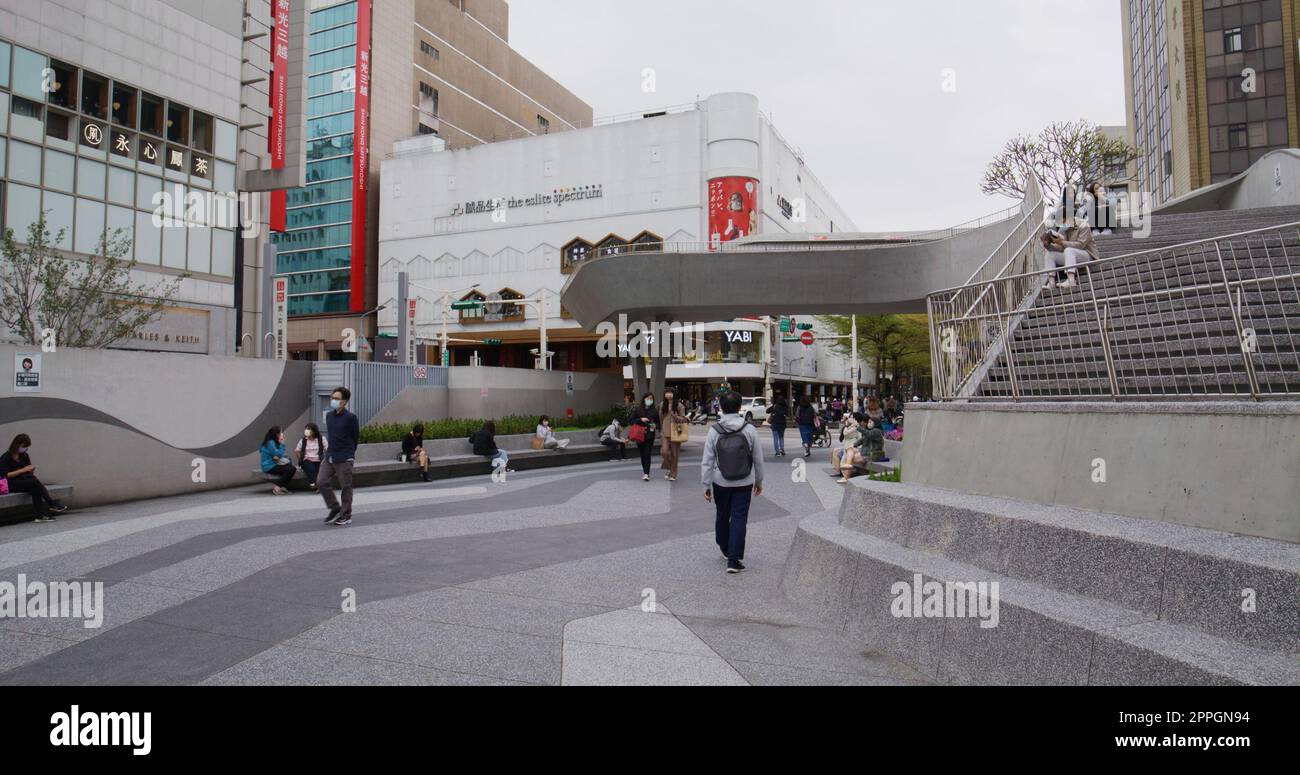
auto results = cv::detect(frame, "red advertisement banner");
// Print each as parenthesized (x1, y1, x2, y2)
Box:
(269, 0, 290, 169)
(707, 176, 759, 250)
(350, 0, 372, 313)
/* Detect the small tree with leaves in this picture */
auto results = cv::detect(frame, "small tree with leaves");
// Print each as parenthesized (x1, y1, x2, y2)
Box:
(981, 119, 1140, 204)
(0, 215, 188, 349)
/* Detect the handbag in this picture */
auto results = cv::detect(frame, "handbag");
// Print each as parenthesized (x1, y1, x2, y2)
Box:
(531, 436, 545, 450)
(669, 422, 689, 443)
(628, 423, 646, 443)
(0, 477, 8, 495)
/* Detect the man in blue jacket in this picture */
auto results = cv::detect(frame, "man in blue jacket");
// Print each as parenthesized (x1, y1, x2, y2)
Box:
(319, 386, 359, 526)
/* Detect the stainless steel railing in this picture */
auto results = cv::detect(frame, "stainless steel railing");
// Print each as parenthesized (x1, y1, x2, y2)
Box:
(928, 221, 1300, 401)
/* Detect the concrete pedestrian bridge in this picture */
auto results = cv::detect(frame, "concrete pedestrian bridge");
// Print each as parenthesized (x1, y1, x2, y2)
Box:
(560, 205, 1032, 327)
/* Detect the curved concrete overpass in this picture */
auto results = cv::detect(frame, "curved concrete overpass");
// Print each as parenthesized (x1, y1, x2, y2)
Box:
(560, 209, 1031, 328)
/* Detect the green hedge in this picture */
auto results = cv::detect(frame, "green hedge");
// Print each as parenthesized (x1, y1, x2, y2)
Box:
(359, 405, 633, 444)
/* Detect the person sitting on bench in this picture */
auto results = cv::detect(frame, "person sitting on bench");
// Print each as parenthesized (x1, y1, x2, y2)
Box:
(469, 421, 512, 475)
(260, 426, 296, 495)
(535, 416, 570, 450)
(402, 423, 431, 482)
(2, 434, 68, 522)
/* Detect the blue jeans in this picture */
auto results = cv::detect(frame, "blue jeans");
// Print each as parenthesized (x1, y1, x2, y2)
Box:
(492, 450, 509, 468)
(770, 427, 785, 454)
(713, 484, 753, 563)
(798, 424, 814, 447)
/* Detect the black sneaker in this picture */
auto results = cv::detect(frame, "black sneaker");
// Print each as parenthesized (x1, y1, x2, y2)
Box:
(420, 470, 430, 482)
(726, 560, 746, 574)
(49, 503, 69, 514)
(34, 515, 56, 523)
(334, 516, 352, 526)
(323, 507, 341, 524)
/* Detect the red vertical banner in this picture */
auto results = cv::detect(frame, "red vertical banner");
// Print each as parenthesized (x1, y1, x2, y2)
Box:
(269, 0, 290, 233)
(707, 177, 759, 250)
(350, 0, 372, 313)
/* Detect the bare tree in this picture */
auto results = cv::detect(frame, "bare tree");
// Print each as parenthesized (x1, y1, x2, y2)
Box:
(982, 119, 1140, 203)
(0, 215, 188, 348)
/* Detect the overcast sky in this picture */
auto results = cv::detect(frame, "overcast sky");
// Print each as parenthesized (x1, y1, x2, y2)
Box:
(507, 0, 1127, 231)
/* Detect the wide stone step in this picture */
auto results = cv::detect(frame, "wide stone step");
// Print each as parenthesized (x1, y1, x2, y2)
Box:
(1006, 335, 1296, 365)
(1013, 304, 1300, 339)
(976, 373, 1295, 396)
(781, 507, 1300, 685)
(1016, 293, 1300, 331)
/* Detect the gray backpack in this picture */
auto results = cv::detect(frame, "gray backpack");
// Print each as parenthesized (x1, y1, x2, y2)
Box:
(714, 425, 753, 480)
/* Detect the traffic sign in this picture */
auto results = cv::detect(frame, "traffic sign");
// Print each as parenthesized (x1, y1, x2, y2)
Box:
(796, 323, 814, 331)
(451, 300, 484, 310)
(781, 336, 800, 343)
(800, 331, 815, 346)
(779, 317, 792, 333)
(483, 338, 503, 346)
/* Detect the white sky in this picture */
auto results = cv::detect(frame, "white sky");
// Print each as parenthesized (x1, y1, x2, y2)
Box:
(506, 0, 1127, 231)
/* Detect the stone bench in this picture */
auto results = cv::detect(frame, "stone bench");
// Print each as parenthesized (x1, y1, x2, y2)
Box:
(0, 484, 75, 525)
(253, 429, 651, 490)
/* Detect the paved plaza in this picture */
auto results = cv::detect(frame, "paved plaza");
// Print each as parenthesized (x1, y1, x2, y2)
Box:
(0, 434, 927, 686)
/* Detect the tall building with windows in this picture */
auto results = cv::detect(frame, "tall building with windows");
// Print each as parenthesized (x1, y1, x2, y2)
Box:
(272, 0, 591, 360)
(0, 1, 304, 356)
(1122, 0, 1300, 206)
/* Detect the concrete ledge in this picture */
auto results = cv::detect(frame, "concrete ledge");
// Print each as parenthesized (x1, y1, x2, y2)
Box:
(902, 402, 1300, 542)
(781, 509, 1300, 685)
(838, 480, 1300, 652)
(0, 485, 74, 525)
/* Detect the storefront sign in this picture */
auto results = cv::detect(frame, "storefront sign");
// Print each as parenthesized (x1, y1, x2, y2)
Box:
(126, 307, 210, 355)
(273, 277, 288, 360)
(450, 185, 603, 217)
(724, 330, 753, 344)
(13, 353, 40, 393)
(406, 298, 418, 365)
(708, 177, 758, 249)
(269, 0, 291, 233)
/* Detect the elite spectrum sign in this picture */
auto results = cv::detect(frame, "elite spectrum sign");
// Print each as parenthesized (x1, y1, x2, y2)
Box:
(449, 185, 603, 216)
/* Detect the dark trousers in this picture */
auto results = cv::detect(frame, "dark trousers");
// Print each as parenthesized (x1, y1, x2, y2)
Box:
(266, 463, 295, 487)
(601, 438, 627, 459)
(638, 435, 655, 475)
(317, 459, 354, 517)
(300, 460, 320, 486)
(713, 484, 752, 563)
(9, 475, 55, 515)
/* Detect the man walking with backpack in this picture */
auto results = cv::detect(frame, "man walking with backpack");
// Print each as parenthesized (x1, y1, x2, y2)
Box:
(701, 391, 765, 574)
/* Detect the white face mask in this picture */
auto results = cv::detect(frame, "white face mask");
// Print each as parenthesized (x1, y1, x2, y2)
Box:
(644, 399, 654, 407)
(330, 399, 342, 411)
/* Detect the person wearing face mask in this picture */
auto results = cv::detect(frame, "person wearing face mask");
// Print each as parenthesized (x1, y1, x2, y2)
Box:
(2, 434, 67, 522)
(535, 416, 571, 450)
(320, 386, 359, 526)
(260, 426, 297, 495)
(401, 423, 430, 482)
(296, 423, 327, 491)
(627, 392, 660, 481)
(659, 389, 688, 481)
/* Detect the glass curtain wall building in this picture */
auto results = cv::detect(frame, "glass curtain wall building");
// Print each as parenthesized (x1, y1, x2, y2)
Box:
(270, 0, 360, 317)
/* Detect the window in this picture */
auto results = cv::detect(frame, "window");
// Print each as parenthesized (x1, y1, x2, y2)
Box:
(45, 109, 75, 146)
(112, 84, 136, 127)
(166, 102, 189, 144)
(595, 234, 627, 257)
(1228, 123, 1249, 149)
(43, 149, 74, 191)
(417, 124, 437, 136)
(10, 96, 43, 142)
(1224, 27, 1243, 54)
(81, 72, 108, 118)
(488, 288, 525, 322)
(420, 41, 439, 60)
(47, 61, 77, 110)
(630, 230, 663, 253)
(561, 238, 592, 273)
(140, 93, 164, 136)
(537, 114, 550, 133)
(11, 47, 47, 100)
(458, 290, 486, 323)
(419, 82, 438, 117)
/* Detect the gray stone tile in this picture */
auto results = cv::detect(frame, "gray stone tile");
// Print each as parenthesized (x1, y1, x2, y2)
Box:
(202, 644, 532, 686)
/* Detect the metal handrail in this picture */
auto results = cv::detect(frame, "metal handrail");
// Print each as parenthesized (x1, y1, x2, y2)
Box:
(928, 220, 1300, 401)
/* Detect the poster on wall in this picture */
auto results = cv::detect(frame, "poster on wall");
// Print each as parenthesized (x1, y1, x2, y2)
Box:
(273, 276, 288, 361)
(708, 177, 759, 250)
(14, 353, 41, 393)
(350, 0, 373, 314)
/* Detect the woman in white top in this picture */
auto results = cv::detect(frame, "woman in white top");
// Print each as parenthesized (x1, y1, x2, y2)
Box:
(296, 423, 328, 490)
(536, 416, 571, 450)
(832, 412, 862, 473)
